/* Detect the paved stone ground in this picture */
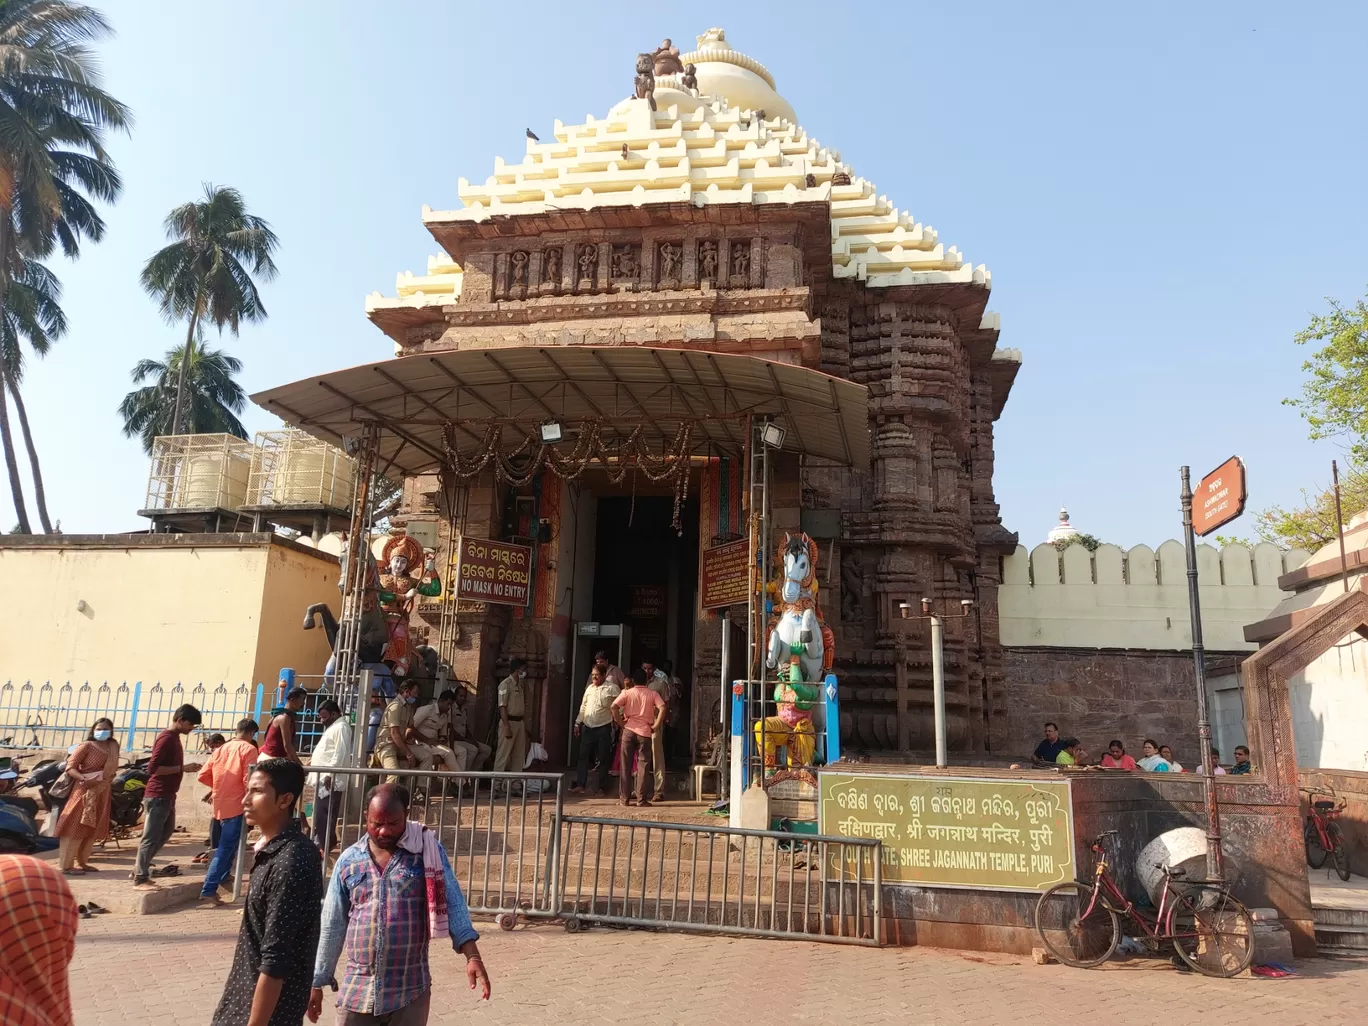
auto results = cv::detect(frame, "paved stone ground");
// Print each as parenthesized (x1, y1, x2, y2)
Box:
(71, 906, 1366, 1026)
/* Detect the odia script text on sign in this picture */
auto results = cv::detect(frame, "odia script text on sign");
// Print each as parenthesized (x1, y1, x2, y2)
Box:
(454, 537, 532, 607)
(700, 539, 750, 609)
(817, 773, 1074, 892)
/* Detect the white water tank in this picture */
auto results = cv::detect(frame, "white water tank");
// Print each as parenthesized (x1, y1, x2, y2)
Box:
(179, 451, 249, 509)
(276, 446, 354, 508)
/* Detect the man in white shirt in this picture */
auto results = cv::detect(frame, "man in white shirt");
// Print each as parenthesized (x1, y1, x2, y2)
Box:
(593, 650, 627, 690)
(308, 699, 352, 856)
(411, 690, 465, 773)
(448, 686, 491, 772)
(571, 666, 620, 794)
(642, 659, 672, 802)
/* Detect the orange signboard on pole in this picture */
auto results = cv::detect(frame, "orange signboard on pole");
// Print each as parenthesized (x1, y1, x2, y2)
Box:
(1193, 456, 1247, 536)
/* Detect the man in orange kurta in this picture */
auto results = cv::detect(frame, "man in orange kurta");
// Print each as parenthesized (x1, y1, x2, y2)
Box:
(197, 719, 259, 903)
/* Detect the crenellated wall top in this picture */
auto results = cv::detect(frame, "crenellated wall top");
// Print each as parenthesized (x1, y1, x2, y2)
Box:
(999, 541, 1311, 652)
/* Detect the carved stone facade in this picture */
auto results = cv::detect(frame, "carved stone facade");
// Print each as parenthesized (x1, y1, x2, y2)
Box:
(379, 199, 1017, 758)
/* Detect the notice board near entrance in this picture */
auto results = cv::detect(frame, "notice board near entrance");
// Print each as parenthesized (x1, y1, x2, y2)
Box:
(817, 772, 1074, 892)
(700, 538, 749, 609)
(453, 536, 532, 606)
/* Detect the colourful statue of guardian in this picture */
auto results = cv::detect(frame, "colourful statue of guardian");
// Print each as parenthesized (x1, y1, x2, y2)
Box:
(757, 532, 834, 771)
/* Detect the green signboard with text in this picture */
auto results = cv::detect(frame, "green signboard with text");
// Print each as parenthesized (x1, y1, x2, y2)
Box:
(817, 772, 1075, 893)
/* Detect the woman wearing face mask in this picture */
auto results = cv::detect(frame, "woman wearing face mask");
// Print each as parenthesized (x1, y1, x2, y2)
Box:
(54, 717, 121, 874)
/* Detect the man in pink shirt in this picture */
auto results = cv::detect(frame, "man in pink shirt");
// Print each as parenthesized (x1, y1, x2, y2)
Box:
(610, 668, 665, 807)
(197, 718, 259, 903)
(1100, 740, 1137, 770)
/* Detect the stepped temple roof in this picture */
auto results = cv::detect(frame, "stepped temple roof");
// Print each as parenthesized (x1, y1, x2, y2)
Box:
(367, 28, 994, 333)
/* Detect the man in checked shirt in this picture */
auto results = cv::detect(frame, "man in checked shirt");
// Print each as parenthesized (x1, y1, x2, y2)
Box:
(309, 783, 491, 1024)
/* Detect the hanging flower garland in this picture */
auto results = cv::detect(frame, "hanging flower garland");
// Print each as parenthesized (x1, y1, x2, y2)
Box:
(441, 419, 698, 529)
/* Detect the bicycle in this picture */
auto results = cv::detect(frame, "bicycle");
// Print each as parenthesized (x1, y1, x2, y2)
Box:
(1302, 786, 1351, 881)
(1034, 829, 1255, 978)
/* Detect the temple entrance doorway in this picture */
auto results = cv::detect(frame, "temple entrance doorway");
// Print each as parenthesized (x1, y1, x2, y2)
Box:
(581, 492, 700, 783)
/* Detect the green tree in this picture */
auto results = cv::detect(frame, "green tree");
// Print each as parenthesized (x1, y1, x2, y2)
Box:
(0, 0, 129, 533)
(1284, 290, 1368, 461)
(1255, 467, 1368, 552)
(1257, 289, 1368, 550)
(0, 257, 63, 531)
(117, 340, 248, 455)
(140, 184, 277, 436)
(1053, 532, 1105, 552)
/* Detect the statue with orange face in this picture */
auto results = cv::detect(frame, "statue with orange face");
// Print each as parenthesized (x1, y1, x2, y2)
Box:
(377, 533, 440, 677)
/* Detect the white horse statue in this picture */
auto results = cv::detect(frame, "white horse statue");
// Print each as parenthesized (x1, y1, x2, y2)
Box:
(766, 533, 825, 684)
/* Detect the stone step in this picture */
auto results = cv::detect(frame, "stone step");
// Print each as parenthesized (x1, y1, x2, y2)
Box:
(1313, 906, 1368, 929)
(1314, 922, 1368, 953)
(1315, 943, 1368, 960)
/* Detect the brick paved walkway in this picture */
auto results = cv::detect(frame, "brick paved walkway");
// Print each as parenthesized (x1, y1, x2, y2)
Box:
(71, 907, 1365, 1025)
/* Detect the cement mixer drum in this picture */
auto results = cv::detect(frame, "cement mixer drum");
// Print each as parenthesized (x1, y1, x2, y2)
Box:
(1136, 826, 1230, 909)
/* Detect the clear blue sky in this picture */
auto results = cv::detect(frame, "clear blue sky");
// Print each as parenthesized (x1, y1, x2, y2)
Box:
(14, 1, 1366, 545)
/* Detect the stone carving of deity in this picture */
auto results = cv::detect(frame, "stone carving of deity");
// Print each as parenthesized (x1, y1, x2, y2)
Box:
(658, 242, 681, 281)
(698, 240, 718, 281)
(510, 250, 529, 287)
(611, 244, 638, 279)
(730, 242, 751, 282)
(652, 38, 683, 77)
(543, 246, 562, 282)
(634, 53, 656, 112)
(577, 243, 598, 282)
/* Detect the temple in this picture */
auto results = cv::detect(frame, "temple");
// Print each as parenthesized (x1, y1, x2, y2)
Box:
(330, 27, 1020, 767)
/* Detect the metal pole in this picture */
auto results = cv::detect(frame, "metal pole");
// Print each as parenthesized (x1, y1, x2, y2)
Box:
(1333, 460, 1350, 594)
(930, 614, 947, 768)
(230, 761, 254, 902)
(1180, 466, 1224, 882)
(354, 667, 373, 768)
(719, 608, 730, 801)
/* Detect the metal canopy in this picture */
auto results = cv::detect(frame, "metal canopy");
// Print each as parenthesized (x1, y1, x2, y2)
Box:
(251, 346, 870, 477)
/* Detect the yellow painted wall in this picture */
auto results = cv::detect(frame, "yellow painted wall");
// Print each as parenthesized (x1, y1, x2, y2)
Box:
(0, 543, 268, 685)
(253, 542, 341, 685)
(0, 538, 341, 688)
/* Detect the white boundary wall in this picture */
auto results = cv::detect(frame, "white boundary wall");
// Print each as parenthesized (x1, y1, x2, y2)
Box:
(999, 541, 1309, 652)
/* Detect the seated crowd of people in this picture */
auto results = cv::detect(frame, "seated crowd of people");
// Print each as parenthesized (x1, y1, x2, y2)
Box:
(1028, 722, 1252, 775)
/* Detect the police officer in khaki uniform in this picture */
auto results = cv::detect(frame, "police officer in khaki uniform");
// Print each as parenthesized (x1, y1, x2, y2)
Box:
(493, 659, 528, 780)
(373, 679, 431, 783)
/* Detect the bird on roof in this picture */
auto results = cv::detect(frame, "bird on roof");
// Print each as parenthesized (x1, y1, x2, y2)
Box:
(526, 128, 539, 142)
(621, 143, 629, 160)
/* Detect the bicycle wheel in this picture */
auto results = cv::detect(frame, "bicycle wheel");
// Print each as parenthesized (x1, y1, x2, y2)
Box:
(1035, 881, 1120, 968)
(1328, 823, 1351, 881)
(1305, 818, 1328, 868)
(1170, 886, 1255, 978)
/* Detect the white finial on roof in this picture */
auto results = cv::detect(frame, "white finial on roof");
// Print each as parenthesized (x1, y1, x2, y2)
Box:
(1047, 506, 1079, 544)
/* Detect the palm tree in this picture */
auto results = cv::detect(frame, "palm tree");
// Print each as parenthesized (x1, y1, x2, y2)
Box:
(0, 256, 64, 531)
(0, 0, 130, 532)
(118, 339, 248, 455)
(141, 185, 277, 436)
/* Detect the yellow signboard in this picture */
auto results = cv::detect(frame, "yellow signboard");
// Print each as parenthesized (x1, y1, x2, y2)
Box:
(818, 772, 1074, 893)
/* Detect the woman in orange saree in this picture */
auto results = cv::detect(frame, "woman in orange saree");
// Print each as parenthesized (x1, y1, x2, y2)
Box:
(53, 718, 119, 874)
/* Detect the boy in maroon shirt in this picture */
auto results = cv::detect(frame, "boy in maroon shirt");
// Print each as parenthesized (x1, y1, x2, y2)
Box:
(132, 704, 202, 887)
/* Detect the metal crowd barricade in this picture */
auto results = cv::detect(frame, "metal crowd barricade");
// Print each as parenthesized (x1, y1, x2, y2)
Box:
(556, 815, 883, 946)
(0, 678, 266, 751)
(301, 765, 564, 927)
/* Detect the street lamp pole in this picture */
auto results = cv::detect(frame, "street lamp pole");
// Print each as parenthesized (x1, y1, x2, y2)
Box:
(900, 598, 974, 769)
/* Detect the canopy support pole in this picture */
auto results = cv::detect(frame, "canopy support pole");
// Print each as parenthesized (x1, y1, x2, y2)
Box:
(335, 421, 380, 725)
